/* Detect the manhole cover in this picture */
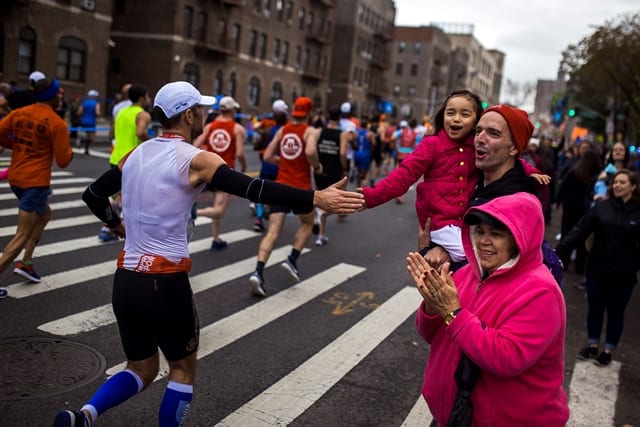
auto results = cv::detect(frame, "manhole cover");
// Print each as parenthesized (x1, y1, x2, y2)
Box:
(0, 337, 106, 400)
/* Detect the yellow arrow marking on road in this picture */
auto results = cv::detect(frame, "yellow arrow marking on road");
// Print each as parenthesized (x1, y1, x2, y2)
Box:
(323, 291, 380, 315)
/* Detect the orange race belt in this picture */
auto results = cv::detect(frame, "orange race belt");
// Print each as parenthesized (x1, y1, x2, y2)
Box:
(117, 251, 192, 273)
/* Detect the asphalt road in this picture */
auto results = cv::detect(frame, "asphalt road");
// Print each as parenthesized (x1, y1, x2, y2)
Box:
(0, 142, 638, 426)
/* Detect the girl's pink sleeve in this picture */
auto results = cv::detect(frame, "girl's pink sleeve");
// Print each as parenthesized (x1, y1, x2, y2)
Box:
(521, 158, 541, 175)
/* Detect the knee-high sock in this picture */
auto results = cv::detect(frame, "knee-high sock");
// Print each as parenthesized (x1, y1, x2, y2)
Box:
(159, 381, 193, 427)
(82, 369, 143, 422)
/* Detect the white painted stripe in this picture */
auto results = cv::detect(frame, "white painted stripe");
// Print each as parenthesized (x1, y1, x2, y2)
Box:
(3, 217, 217, 259)
(0, 177, 93, 189)
(0, 199, 87, 216)
(7, 229, 257, 298)
(0, 186, 86, 201)
(217, 286, 419, 426)
(568, 359, 620, 426)
(401, 396, 433, 427)
(51, 171, 74, 177)
(106, 263, 366, 379)
(0, 214, 99, 237)
(38, 245, 305, 336)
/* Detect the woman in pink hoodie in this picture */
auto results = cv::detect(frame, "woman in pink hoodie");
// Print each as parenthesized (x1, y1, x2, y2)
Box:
(406, 192, 568, 426)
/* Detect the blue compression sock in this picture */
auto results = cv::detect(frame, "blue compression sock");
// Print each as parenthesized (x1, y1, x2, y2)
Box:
(159, 381, 193, 427)
(84, 369, 143, 421)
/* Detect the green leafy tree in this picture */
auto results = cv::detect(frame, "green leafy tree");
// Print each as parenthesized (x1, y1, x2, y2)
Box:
(560, 13, 640, 143)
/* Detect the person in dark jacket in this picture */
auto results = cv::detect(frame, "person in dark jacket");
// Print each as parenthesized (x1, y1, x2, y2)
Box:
(554, 150, 602, 275)
(556, 169, 640, 366)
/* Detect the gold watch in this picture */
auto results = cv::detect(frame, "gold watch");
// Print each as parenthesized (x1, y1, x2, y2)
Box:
(443, 308, 461, 326)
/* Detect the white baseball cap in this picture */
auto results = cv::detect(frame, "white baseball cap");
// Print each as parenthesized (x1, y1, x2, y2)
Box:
(272, 99, 288, 113)
(87, 89, 99, 97)
(154, 81, 217, 118)
(29, 71, 46, 85)
(399, 120, 408, 128)
(218, 96, 240, 111)
(340, 102, 351, 114)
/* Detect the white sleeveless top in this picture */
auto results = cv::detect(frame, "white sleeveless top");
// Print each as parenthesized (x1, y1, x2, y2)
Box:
(120, 136, 206, 269)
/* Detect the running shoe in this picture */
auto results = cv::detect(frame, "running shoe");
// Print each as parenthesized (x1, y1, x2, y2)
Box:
(98, 227, 118, 242)
(249, 272, 266, 297)
(13, 261, 41, 283)
(253, 219, 264, 232)
(0, 287, 8, 299)
(52, 409, 88, 427)
(210, 239, 228, 251)
(281, 257, 300, 282)
(315, 236, 329, 246)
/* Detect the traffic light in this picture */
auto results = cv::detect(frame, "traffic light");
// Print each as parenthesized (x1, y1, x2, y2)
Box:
(568, 106, 576, 117)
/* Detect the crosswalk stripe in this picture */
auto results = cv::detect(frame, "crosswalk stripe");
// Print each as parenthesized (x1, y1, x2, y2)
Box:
(402, 397, 433, 427)
(4, 217, 218, 259)
(51, 171, 74, 177)
(0, 199, 88, 216)
(37, 244, 307, 336)
(216, 286, 419, 426)
(0, 186, 87, 201)
(0, 214, 99, 237)
(105, 263, 366, 379)
(568, 359, 620, 426)
(0, 177, 93, 189)
(7, 229, 257, 298)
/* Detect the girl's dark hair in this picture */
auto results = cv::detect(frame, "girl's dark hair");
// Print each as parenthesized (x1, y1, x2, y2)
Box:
(433, 89, 483, 135)
(607, 169, 640, 201)
(574, 150, 602, 184)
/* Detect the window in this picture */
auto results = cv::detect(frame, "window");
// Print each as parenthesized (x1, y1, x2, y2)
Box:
(291, 86, 298, 103)
(183, 7, 193, 38)
(398, 41, 406, 53)
(228, 72, 237, 98)
(263, 0, 271, 16)
(252, 0, 261, 13)
(313, 93, 322, 112)
(410, 64, 418, 76)
(414, 43, 421, 54)
(408, 85, 416, 98)
(232, 24, 241, 51)
(393, 84, 401, 96)
(214, 70, 223, 95)
(307, 11, 314, 33)
(182, 63, 199, 88)
(285, 1, 293, 24)
(216, 18, 226, 45)
(282, 41, 289, 65)
(303, 48, 310, 70)
(259, 33, 267, 59)
(56, 36, 86, 82)
(249, 30, 258, 57)
(295, 45, 301, 68)
(197, 12, 207, 42)
(273, 38, 281, 63)
(276, 0, 284, 21)
(298, 7, 305, 30)
(271, 81, 283, 102)
(18, 27, 36, 75)
(248, 76, 261, 106)
(395, 63, 403, 76)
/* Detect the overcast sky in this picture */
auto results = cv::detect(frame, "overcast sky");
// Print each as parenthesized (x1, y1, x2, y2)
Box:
(394, 0, 638, 102)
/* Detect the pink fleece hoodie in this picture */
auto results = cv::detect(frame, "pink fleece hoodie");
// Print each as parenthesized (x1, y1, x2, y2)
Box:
(416, 192, 569, 426)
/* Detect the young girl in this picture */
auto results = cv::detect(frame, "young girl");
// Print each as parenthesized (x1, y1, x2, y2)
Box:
(361, 90, 543, 265)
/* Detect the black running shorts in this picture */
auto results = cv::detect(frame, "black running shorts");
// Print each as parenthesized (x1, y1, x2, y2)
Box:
(112, 268, 200, 362)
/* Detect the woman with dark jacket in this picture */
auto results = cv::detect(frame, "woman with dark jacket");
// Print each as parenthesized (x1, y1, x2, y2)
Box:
(556, 169, 640, 366)
(554, 150, 602, 274)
